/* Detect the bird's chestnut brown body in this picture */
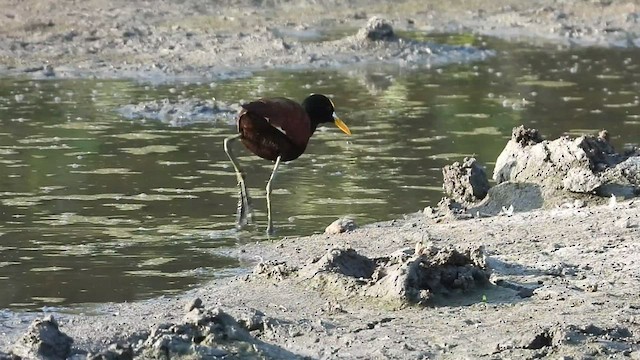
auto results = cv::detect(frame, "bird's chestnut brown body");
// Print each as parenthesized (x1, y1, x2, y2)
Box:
(238, 98, 312, 162)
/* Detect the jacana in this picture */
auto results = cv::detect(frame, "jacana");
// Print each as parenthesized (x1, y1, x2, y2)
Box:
(224, 94, 351, 234)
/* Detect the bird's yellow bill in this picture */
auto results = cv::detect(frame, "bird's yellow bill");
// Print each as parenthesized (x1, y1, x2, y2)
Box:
(333, 114, 352, 135)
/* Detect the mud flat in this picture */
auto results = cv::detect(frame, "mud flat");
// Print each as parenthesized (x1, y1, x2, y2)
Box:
(1, 0, 640, 82)
(1, 127, 639, 359)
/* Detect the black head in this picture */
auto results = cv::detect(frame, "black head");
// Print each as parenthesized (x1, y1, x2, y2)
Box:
(302, 94, 335, 124)
(302, 94, 351, 135)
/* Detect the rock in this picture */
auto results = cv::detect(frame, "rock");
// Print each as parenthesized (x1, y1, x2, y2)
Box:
(11, 315, 73, 360)
(442, 157, 490, 203)
(42, 64, 55, 77)
(325, 217, 357, 234)
(355, 16, 396, 42)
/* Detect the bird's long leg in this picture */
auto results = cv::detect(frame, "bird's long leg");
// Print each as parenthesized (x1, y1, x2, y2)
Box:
(265, 155, 282, 235)
(223, 134, 252, 227)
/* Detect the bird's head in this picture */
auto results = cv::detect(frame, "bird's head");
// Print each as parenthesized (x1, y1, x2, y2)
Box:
(303, 94, 351, 135)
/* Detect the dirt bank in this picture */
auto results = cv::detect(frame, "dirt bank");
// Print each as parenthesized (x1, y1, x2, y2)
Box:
(2, 197, 639, 358)
(1, 0, 639, 82)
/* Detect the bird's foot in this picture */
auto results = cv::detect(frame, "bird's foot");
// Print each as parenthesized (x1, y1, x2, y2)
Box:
(236, 198, 250, 228)
(266, 222, 275, 236)
(235, 185, 253, 228)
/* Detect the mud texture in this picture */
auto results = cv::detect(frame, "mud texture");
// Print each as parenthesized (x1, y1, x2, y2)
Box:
(442, 157, 490, 204)
(2, 0, 640, 82)
(296, 244, 489, 307)
(3, 193, 640, 358)
(10, 315, 72, 360)
(117, 98, 240, 127)
(0, 3, 492, 83)
(492, 125, 640, 203)
(324, 217, 358, 234)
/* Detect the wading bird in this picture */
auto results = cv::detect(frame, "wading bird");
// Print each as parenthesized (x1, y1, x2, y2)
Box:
(224, 94, 351, 234)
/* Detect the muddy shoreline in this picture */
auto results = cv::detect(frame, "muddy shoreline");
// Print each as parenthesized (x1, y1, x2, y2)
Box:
(2, 0, 640, 359)
(2, 0, 640, 82)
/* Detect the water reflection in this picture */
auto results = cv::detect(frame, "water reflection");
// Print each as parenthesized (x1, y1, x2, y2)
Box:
(0, 36, 639, 310)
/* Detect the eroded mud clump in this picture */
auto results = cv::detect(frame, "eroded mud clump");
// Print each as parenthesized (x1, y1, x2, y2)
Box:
(86, 302, 291, 359)
(495, 323, 633, 353)
(138, 307, 255, 359)
(11, 315, 72, 360)
(302, 248, 376, 279)
(355, 16, 396, 42)
(117, 98, 241, 126)
(301, 245, 489, 306)
(442, 157, 490, 204)
(423, 197, 472, 222)
(324, 217, 358, 234)
(512, 125, 543, 146)
(493, 126, 640, 197)
(253, 260, 298, 281)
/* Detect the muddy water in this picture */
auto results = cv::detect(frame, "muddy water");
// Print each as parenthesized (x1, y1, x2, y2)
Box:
(1, 36, 639, 310)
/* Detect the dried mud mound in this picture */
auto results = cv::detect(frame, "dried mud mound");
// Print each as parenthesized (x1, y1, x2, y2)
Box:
(329, 17, 493, 69)
(118, 98, 241, 126)
(294, 244, 490, 307)
(436, 126, 640, 219)
(442, 157, 490, 204)
(10, 315, 72, 360)
(2, 302, 297, 359)
(493, 126, 640, 198)
(434, 126, 640, 217)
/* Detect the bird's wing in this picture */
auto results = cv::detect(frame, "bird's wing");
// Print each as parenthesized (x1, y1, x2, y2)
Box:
(241, 98, 311, 146)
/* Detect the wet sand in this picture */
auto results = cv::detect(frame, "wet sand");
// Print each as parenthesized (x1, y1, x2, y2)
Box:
(1, 0, 640, 358)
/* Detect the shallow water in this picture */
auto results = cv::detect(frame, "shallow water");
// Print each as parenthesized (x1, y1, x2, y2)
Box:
(1, 35, 639, 310)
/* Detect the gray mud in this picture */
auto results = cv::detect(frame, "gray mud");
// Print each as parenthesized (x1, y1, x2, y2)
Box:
(437, 126, 640, 218)
(117, 98, 241, 127)
(442, 157, 490, 205)
(0, 9, 491, 83)
(3, 0, 640, 82)
(3, 195, 640, 358)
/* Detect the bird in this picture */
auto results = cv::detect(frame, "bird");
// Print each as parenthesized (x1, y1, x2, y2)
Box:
(224, 93, 351, 234)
